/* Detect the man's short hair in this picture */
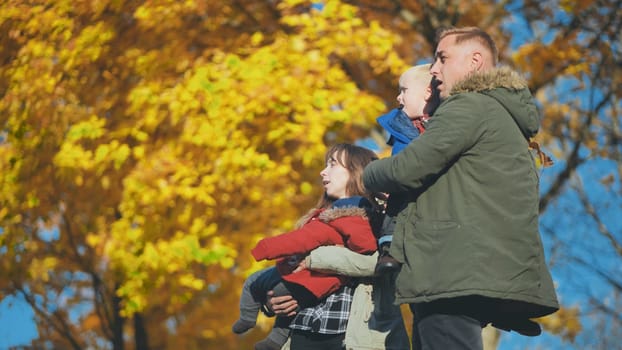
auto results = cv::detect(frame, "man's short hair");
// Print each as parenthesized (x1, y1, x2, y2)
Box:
(436, 27, 499, 66)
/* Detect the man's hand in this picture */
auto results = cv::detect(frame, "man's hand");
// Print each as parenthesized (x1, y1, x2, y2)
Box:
(266, 290, 299, 317)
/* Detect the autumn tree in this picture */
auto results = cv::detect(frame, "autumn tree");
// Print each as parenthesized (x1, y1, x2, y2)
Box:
(0, 0, 619, 349)
(510, 0, 622, 348)
(0, 0, 403, 349)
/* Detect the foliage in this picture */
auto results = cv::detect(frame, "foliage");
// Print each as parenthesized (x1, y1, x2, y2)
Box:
(0, 0, 400, 348)
(510, 0, 622, 348)
(0, 0, 620, 349)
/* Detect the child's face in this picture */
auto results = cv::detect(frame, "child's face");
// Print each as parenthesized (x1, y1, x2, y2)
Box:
(320, 153, 350, 200)
(397, 73, 434, 120)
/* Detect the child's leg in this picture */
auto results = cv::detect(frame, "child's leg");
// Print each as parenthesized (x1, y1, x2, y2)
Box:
(254, 315, 291, 350)
(375, 214, 400, 275)
(378, 230, 394, 251)
(378, 196, 399, 249)
(376, 194, 410, 275)
(233, 267, 280, 334)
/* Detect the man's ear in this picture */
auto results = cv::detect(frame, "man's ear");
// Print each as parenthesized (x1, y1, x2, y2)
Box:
(471, 51, 484, 71)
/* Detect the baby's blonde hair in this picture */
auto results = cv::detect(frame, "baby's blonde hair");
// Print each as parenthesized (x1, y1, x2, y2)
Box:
(399, 64, 440, 113)
(399, 64, 432, 88)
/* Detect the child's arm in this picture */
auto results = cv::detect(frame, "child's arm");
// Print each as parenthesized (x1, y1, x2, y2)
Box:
(251, 220, 343, 261)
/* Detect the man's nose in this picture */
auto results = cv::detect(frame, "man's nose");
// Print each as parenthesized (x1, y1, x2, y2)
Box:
(429, 61, 439, 75)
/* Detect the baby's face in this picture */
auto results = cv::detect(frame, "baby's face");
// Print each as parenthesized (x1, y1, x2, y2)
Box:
(396, 77, 431, 120)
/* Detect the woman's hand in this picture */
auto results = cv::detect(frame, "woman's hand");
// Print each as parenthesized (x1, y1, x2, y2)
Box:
(266, 290, 299, 317)
(292, 258, 308, 273)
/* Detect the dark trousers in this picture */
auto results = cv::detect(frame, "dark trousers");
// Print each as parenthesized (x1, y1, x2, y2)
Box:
(290, 330, 345, 350)
(410, 301, 483, 350)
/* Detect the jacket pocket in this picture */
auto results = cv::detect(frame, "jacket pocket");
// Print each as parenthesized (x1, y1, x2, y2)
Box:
(396, 219, 474, 299)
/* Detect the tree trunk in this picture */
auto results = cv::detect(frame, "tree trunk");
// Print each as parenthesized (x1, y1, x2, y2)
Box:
(134, 313, 150, 350)
(112, 291, 125, 350)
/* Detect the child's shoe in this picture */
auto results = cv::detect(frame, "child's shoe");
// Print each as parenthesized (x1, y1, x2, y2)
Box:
(374, 242, 401, 275)
(254, 337, 283, 350)
(232, 319, 255, 334)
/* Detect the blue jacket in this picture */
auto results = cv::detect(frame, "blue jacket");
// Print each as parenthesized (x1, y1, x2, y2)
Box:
(376, 108, 420, 155)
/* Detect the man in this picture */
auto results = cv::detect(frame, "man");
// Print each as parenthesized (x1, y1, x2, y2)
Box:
(362, 27, 559, 350)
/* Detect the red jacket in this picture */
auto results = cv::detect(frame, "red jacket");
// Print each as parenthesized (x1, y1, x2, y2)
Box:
(251, 205, 377, 299)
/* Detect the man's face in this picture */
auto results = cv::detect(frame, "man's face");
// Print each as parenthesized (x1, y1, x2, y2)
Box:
(430, 35, 476, 99)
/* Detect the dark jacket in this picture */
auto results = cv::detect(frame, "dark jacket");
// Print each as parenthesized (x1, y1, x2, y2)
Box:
(251, 197, 377, 298)
(362, 67, 559, 318)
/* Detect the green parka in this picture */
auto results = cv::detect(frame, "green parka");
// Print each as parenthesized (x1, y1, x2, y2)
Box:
(362, 67, 559, 318)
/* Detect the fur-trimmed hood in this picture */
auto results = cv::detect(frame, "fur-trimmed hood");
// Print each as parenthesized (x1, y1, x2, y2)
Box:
(318, 205, 368, 223)
(450, 66, 541, 139)
(451, 66, 529, 94)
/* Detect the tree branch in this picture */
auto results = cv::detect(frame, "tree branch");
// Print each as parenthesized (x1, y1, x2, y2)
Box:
(572, 179, 622, 257)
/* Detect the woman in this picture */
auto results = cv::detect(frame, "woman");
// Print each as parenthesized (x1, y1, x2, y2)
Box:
(233, 143, 383, 350)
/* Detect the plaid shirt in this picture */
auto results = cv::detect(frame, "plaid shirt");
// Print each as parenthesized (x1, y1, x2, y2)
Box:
(289, 285, 354, 334)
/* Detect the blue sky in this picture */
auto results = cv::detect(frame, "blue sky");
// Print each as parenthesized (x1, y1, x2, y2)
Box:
(0, 295, 37, 349)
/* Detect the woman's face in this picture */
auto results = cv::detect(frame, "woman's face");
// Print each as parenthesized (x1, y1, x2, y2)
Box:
(320, 152, 350, 200)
